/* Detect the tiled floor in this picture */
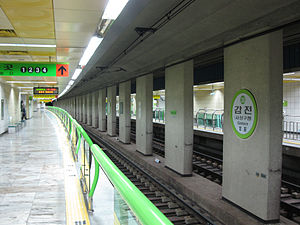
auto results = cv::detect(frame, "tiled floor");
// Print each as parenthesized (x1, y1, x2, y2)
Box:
(0, 110, 65, 225)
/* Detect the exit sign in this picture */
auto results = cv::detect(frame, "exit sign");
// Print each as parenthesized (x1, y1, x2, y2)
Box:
(0, 61, 69, 77)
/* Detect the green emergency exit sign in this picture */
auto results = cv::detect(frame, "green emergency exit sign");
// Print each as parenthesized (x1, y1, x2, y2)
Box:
(0, 61, 69, 77)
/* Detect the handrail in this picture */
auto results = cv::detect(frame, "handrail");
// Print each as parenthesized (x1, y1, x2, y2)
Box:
(47, 106, 172, 225)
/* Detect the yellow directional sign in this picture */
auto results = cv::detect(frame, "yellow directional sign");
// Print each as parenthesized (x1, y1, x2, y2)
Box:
(34, 94, 57, 99)
(40, 99, 52, 103)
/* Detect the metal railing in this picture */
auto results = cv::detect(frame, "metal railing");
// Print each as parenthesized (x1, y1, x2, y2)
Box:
(195, 109, 224, 131)
(283, 115, 300, 140)
(153, 108, 165, 123)
(47, 106, 172, 225)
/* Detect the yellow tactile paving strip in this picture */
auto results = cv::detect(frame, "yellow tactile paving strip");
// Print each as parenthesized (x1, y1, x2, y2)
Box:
(53, 114, 91, 225)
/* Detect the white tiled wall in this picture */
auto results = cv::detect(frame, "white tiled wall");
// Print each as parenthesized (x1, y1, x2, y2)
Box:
(283, 82, 300, 122)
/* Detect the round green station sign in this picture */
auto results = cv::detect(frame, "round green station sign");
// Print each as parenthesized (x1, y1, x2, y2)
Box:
(230, 89, 258, 139)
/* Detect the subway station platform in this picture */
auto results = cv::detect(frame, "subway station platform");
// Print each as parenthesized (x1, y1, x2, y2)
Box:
(0, 110, 93, 225)
(0, 109, 167, 225)
(0, 108, 299, 225)
(0, 111, 66, 224)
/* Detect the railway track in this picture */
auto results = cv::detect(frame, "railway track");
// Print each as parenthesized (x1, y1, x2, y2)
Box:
(142, 133, 300, 223)
(84, 126, 222, 225)
(94, 121, 300, 223)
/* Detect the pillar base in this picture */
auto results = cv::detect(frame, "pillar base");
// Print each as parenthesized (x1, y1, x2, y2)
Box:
(222, 197, 280, 224)
(119, 140, 131, 144)
(165, 165, 192, 177)
(136, 150, 152, 156)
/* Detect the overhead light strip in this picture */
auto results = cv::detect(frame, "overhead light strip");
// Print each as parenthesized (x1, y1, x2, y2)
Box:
(283, 78, 300, 81)
(283, 72, 295, 76)
(58, 0, 130, 99)
(79, 37, 103, 66)
(72, 69, 82, 80)
(0, 43, 56, 48)
(102, 0, 129, 20)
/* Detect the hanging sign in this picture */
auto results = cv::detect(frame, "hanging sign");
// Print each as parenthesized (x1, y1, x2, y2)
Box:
(0, 61, 69, 77)
(33, 87, 58, 95)
(230, 89, 257, 139)
(33, 94, 57, 99)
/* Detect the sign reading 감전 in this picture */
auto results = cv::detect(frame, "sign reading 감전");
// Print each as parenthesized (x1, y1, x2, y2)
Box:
(230, 89, 257, 139)
(0, 62, 69, 77)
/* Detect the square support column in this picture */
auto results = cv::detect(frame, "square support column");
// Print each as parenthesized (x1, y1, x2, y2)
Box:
(25, 95, 30, 119)
(222, 30, 283, 222)
(86, 93, 92, 125)
(98, 89, 106, 131)
(107, 86, 116, 136)
(92, 91, 99, 128)
(119, 81, 131, 144)
(8, 87, 20, 123)
(165, 60, 193, 176)
(82, 95, 87, 124)
(78, 96, 82, 122)
(136, 74, 153, 155)
(75, 96, 79, 120)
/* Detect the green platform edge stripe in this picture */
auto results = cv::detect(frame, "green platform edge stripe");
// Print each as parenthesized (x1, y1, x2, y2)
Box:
(230, 89, 258, 139)
(47, 106, 172, 225)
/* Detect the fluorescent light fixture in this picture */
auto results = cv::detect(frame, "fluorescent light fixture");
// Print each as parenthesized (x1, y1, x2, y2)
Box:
(72, 69, 82, 80)
(283, 78, 300, 81)
(18, 87, 34, 89)
(79, 36, 103, 66)
(65, 85, 71, 90)
(6, 81, 57, 84)
(204, 82, 224, 86)
(0, 43, 56, 48)
(283, 72, 295, 76)
(102, 0, 129, 20)
(68, 80, 75, 86)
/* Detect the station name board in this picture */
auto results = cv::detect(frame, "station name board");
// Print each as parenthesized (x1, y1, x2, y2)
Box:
(33, 87, 58, 95)
(0, 62, 69, 77)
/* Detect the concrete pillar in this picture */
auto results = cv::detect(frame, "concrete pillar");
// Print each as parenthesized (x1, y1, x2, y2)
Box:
(78, 96, 82, 121)
(8, 87, 20, 123)
(136, 74, 153, 155)
(92, 91, 99, 128)
(107, 86, 116, 136)
(119, 81, 131, 144)
(98, 89, 106, 131)
(165, 60, 193, 176)
(82, 95, 87, 124)
(86, 93, 92, 125)
(28, 96, 33, 119)
(74, 97, 78, 120)
(33, 99, 38, 112)
(222, 30, 282, 222)
(72, 98, 75, 117)
(25, 95, 29, 119)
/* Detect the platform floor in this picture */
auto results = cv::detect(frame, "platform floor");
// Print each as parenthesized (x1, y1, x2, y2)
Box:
(0, 111, 66, 225)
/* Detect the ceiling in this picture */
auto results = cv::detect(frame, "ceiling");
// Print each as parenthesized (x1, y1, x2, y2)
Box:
(0, 0, 107, 94)
(65, 0, 300, 98)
